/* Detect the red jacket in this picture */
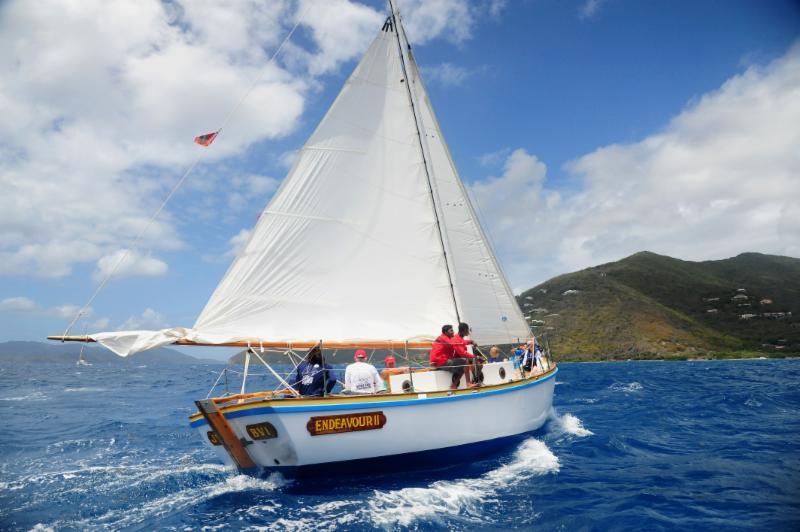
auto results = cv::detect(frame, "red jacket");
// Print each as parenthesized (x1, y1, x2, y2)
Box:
(430, 334, 455, 367)
(430, 334, 475, 367)
(452, 334, 475, 359)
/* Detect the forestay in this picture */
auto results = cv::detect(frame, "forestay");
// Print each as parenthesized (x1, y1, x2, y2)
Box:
(91, 10, 530, 356)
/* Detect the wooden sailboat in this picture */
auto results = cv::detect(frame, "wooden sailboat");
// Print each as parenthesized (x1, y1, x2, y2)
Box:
(50, 1, 556, 476)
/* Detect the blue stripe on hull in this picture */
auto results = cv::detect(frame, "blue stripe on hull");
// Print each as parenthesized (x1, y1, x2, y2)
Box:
(250, 429, 539, 479)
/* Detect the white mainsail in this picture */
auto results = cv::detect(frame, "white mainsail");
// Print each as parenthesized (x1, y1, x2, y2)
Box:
(91, 8, 530, 356)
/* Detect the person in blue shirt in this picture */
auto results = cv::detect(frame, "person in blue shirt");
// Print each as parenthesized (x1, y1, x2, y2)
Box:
(291, 346, 337, 397)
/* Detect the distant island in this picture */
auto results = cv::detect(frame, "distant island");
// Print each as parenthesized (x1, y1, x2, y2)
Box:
(3, 251, 798, 365)
(519, 251, 800, 361)
(0, 341, 224, 365)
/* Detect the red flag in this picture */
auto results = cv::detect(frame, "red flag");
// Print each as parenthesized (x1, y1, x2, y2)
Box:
(194, 130, 218, 147)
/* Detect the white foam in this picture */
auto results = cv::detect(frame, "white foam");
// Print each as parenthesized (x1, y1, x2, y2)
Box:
(610, 381, 643, 393)
(62, 472, 288, 530)
(63, 387, 107, 392)
(366, 438, 559, 527)
(551, 412, 594, 437)
(1, 391, 47, 401)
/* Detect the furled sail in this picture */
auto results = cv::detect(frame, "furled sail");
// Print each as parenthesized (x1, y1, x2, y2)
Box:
(88, 6, 530, 356)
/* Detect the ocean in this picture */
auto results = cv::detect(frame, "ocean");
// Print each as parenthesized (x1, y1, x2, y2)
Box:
(1, 358, 798, 530)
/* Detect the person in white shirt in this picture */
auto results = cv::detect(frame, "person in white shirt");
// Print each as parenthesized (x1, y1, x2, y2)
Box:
(344, 349, 384, 394)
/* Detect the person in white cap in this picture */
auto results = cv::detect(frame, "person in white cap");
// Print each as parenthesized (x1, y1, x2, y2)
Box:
(344, 349, 384, 394)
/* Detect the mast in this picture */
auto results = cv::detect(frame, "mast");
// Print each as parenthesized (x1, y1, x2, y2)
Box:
(388, 0, 461, 323)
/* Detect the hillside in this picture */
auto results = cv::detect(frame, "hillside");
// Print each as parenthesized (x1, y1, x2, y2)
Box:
(0, 341, 223, 365)
(518, 252, 800, 360)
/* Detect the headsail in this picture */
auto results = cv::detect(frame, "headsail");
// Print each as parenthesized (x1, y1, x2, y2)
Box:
(397, 21, 530, 344)
(84, 5, 530, 356)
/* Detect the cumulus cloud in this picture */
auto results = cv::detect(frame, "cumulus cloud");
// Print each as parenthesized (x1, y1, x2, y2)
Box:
(422, 62, 476, 87)
(0, 0, 484, 282)
(119, 308, 168, 330)
(0, 0, 305, 280)
(0, 296, 94, 323)
(48, 304, 92, 320)
(398, 0, 474, 45)
(472, 43, 800, 288)
(92, 250, 168, 283)
(225, 229, 253, 258)
(0, 297, 38, 312)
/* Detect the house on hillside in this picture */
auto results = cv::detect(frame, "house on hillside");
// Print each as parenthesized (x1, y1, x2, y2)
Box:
(732, 294, 748, 301)
(737, 288, 747, 292)
(760, 298, 773, 305)
(739, 313, 757, 320)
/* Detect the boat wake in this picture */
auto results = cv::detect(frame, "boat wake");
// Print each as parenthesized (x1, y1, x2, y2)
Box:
(365, 438, 559, 527)
(23, 456, 288, 531)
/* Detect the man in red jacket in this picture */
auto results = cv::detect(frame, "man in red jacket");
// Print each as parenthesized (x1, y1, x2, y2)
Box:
(430, 324, 473, 389)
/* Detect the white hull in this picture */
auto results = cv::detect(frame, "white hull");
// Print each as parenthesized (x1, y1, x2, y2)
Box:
(191, 368, 556, 473)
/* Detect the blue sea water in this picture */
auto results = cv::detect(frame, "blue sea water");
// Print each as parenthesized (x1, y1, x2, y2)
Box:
(1, 359, 799, 531)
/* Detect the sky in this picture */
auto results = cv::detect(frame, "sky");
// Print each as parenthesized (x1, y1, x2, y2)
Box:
(1, 0, 799, 358)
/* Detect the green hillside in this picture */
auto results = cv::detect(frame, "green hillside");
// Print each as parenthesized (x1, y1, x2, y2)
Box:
(518, 252, 800, 360)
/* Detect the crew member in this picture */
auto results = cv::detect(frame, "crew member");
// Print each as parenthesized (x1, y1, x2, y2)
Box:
(430, 324, 472, 389)
(344, 349, 384, 394)
(454, 322, 479, 385)
(291, 345, 337, 397)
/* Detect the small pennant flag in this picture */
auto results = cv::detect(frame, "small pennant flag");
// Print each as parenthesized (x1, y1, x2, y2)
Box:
(194, 130, 219, 147)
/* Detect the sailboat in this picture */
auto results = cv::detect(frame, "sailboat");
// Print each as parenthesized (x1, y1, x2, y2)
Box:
(50, 1, 557, 475)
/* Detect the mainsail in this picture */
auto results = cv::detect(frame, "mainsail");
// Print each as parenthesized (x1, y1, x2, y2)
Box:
(89, 5, 530, 356)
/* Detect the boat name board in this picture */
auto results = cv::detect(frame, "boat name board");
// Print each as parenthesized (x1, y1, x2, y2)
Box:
(207, 431, 222, 446)
(306, 411, 387, 436)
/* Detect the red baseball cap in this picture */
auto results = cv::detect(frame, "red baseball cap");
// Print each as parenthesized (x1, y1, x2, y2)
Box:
(355, 349, 367, 360)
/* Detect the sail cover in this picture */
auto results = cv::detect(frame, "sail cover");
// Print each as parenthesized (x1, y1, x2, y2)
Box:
(91, 10, 530, 356)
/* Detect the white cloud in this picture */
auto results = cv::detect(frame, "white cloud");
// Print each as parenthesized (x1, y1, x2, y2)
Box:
(472, 43, 800, 288)
(478, 147, 512, 167)
(226, 229, 253, 258)
(227, 174, 280, 210)
(398, 0, 474, 45)
(119, 308, 168, 330)
(0, 0, 490, 282)
(422, 62, 474, 87)
(93, 249, 169, 283)
(0, 297, 37, 312)
(90, 317, 111, 330)
(579, 0, 606, 19)
(48, 304, 92, 320)
(296, 0, 384, 75)
(486, 0, 508, 19)
(0, 296, 94, 324)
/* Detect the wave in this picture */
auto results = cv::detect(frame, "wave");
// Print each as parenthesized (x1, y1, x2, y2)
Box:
(609, 381, 643, 393)
(548, 410, 594, 437)
(365, 438, 559, 527)
(32, 463, 287, 530)
(63, 387, 108, 392)
(1, 391, 47, 401)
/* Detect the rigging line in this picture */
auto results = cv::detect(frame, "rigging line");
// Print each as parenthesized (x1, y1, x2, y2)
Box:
(388, 0, 461, 323)
(216, 5, 308, 137)
(61, 10, 307, 337)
